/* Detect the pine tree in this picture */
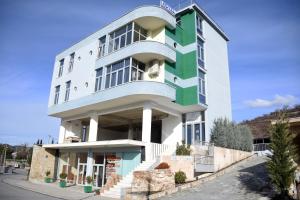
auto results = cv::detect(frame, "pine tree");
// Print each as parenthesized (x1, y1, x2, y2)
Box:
(267, 110, 297, 199)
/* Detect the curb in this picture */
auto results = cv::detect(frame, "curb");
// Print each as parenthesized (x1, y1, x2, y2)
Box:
(2, 177, 95, 200)
(148, 154, 257, 199)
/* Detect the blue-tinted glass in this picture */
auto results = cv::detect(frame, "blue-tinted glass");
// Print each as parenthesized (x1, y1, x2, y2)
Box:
(202, 122, 205, 142)
(187, 125, 192, 145)
(194, 124, 200, 143)
(124, 67, 129, 83)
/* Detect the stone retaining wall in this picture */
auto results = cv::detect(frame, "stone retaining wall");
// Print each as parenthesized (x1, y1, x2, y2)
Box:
(29, 145, 57, 181)
(125, 169, 175, 200)
(160, 156, 194, 181)
(213, 146, 252, 171)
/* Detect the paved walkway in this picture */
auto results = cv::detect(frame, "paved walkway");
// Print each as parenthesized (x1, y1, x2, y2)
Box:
(159, 156, 274, 200)
(0, 169, 113, 200)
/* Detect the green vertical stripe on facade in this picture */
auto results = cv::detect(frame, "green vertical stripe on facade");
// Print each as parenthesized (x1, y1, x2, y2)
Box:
(165, 80, 198, 105)
(165, 10, 196, 46)
(165, 51, 197, 79)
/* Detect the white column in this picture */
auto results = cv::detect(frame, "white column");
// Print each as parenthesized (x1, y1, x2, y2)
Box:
(86, 149, 94, 177)
(142, 105, 152, 143)
(128, 122, 133, 140)
(88, 113, 98, 142)
(142, 105, 152, 161)
(58, 120, 66, 144)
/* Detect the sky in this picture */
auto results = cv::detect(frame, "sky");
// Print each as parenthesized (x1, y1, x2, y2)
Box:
(0, 0, 299, 145)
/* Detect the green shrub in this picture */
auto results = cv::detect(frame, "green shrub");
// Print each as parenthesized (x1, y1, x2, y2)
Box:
(210, 118, 253, 152)
(175, 171, 186, 184)
(155, 162, 170, 169)
(86, 176, 93, 184)
(59, 172, 67, 180)
(176, 143, 191, 155)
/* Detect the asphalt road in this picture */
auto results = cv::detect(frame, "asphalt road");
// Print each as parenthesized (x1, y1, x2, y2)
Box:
(0, 169, 60, 200)
(159, 156, 274, 200)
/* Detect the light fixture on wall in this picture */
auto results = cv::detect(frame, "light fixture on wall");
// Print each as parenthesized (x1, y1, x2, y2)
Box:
(74, 86, 77, 91)
(85, 82, 88, 87)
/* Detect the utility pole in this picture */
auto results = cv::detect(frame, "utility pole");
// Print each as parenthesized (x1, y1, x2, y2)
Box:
(3, 144, 7, 167)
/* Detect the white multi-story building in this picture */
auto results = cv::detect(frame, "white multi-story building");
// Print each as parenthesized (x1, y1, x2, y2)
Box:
(43, 2, 231, 198)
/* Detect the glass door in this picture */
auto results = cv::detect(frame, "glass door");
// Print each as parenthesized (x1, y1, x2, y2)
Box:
(185, 123, 201, 145)
(92, 165, 105, 187)
(76, 163, 87, 185)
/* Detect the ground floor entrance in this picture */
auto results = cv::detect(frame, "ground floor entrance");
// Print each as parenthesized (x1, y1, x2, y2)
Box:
(58, 148, 141, 188)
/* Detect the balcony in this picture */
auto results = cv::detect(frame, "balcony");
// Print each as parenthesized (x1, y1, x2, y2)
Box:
(48, 81, 176, 118)
(96, 40, 176, 69)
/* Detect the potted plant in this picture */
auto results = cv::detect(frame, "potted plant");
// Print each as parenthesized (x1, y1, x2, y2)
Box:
(84, 176, 93, 193)
(59, 172, 67, 188)
(95, 189, 100, 195)
(44, 170, 52, 183)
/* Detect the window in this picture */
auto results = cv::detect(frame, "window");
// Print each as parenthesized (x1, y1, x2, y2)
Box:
(58, 59, 64, 77)
(197, 37, 204, 68)
(95, 67, 103, 92)
(54, 85, 60, 104)
(131, 58, 145, 81)
(64, 81, 71, 102)
(98, 36, 106, 58)
(196, 15, 203, 35)
(68, 53, 75, 72)
(133, 23, 147, 42)
(198, 69, 206, 104)
(105, 58, 131, 89)
(108, 23, 133, 53)
(201, 111, 206, 142)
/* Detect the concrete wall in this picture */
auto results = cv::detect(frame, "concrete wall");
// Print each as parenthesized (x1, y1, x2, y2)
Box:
(203, 19, 232, 142)
(98, 128, 128, 140)
(213, 146, 252, 171)
(160, 155, 194, 181)
(161, 115, 182, 145)
(29, 145, 57, 181)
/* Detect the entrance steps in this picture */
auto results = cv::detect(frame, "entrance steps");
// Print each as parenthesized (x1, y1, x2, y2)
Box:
(101, 160, 156, 199)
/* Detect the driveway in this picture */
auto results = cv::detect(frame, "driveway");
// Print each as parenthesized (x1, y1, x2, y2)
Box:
(159, 156, 274, 200)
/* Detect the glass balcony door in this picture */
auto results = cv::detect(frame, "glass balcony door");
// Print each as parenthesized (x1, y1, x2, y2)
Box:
(185, 123, 201, 145)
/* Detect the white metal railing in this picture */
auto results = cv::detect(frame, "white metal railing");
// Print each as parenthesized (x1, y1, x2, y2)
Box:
(253, 143, 270, 152)
(149, 143, 176, 161)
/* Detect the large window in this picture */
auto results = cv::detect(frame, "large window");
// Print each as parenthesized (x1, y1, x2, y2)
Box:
(58, 59, 64, 77)
(105, 58, 131, 89)
(68, 53, 75, 72)
(197, 37, 204, 68)
(108, 22, 147, 54)
(65, 81, 71, 101)
(95, 67, 103, 92)
(108, 23, 133, 53)
(54, 85, 60, 104)
(182, 112, 206, 145)
(98, 36, 106, 58)
(198, 69, 206, 104)
(97, 57, 145, 90)
(196, 15, 203, 35)
(133, 23, 147, 42)
(131, 59, 145, 81)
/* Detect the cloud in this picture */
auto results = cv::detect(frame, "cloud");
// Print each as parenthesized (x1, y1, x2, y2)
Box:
(244, 95, 298, 108)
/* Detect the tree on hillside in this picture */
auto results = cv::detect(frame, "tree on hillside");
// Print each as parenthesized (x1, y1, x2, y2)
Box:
(267, 110, 297, 199)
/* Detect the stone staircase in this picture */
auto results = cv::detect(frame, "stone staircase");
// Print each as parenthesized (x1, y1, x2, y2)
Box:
(101, 160, 157, 199)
